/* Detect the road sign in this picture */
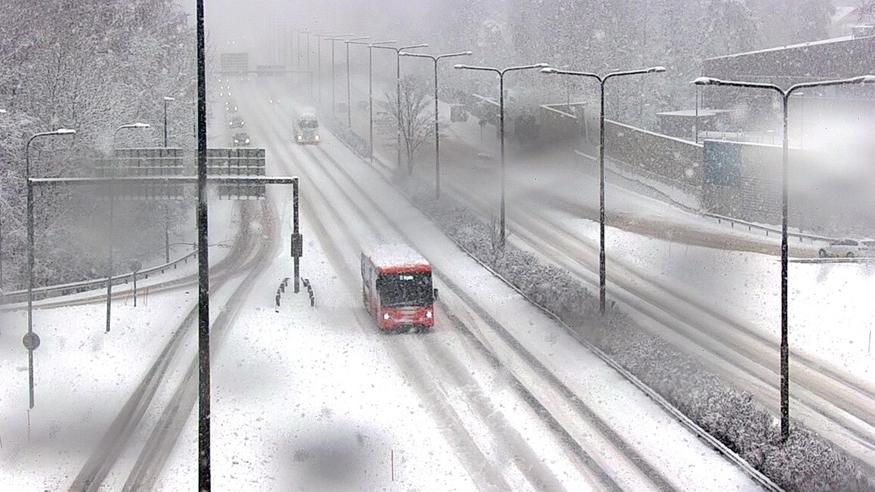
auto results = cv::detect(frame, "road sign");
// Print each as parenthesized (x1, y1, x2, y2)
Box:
(290, 233, 303, 257)
(207, 148, 266, 199)
(97, 148, 186, 200)
(220, 52, 249, 75)
(22, 332, 40, 351)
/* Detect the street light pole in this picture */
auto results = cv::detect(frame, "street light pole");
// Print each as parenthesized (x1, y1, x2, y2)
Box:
(163, 96, 175, 147)
(455, 63, 551, 245)
(344, 36, 370, 128)
(349, 41, 396, 164)
(25, 128, 76, 409)
(0, 108, 6, 291)
(326, 35, 355, 116)
(107, 123, 151, 334)
(162, 97, 175, 263)
(692, 74, 875, 443)
(542, 65, 666, 314)
(401, 51, 472, 199)
(373, 44, 428, 171)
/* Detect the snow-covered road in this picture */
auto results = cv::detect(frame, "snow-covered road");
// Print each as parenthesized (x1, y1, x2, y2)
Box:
(224, 79, 761, 490)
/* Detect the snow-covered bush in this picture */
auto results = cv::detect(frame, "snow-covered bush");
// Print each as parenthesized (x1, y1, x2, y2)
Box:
(392, 172, 873, 491)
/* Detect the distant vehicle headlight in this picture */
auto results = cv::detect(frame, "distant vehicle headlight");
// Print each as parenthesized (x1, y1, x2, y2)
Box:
(245, 138, 250, 144)
(315, 134, 320, 141)
(383, 313, 390, 320)
(297, 135, 302, 140)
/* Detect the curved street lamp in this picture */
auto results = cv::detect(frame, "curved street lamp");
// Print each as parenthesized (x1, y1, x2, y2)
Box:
(25, 128, 77, 409)
(541, 65, 666, 314)
(106, 122, 151, 333)
(400, 51, 472, 198)
(347, 40, 396, 164)
(455, 63, 550, 246)
(691, 73, 875, 442)
(373, 43, 429, 169)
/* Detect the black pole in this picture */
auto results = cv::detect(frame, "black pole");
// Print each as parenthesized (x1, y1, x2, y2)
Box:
(163, 99, 170, 264)
(694, 86, 699, 143)
(293, 179, 300, 293)
(433, 59, 440, 199)
(396, 51, 402, 171)
(331, 41, 336, 115)
(498, 72, 506, 246)
(133, 271, 138, 307)
(196, 0, 211, 488)
(26, 173, 35, 409)
(317, 38, 322, 109)
(105, 167, 114, 333)
(780, 92, 790, 443)
(598, 78, 606, 315)
(346, 42, 352, 128)
(368, 47, 374, 164)
(0, 181, 4, 291)
(163, 99, 169, 147)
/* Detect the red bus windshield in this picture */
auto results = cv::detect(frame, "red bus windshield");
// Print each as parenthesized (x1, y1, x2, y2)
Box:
(376, 272, 433, 307)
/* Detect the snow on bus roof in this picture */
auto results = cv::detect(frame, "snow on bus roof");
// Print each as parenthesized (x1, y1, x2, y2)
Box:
(364, 243, 429, 269)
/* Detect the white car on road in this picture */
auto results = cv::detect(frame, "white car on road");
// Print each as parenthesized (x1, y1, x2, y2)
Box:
(818, 239, 868, 258)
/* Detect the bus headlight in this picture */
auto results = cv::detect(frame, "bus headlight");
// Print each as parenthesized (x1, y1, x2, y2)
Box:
(245, 138, 250, 144)
(425, 310, 432, 319)
(383, 313, 390, 320)
(314, 134, 320, 141)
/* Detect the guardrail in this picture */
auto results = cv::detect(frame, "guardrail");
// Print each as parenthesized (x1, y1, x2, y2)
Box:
(702, 212, 840, 244)
(1, 248, 197, 304)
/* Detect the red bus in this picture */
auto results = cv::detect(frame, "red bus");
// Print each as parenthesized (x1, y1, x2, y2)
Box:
(361, 244, 437, 332)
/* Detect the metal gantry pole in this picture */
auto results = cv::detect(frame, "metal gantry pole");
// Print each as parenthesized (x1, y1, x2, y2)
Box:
(196, 0, 211, 487)
(293, 179, 300, 293)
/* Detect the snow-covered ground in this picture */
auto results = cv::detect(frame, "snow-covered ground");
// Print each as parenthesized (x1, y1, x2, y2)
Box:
(241, 80, 760, 490)
(0, 195, 242, 489)
(156, 213, 480, 490)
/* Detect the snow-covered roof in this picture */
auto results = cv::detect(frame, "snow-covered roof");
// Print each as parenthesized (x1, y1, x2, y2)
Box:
(704, 34, 866, 61)
(364, 243, 430, 270)
(656, 109, 732, 118)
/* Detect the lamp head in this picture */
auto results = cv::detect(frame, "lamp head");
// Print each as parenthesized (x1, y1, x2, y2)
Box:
(692, 76, 720, 86)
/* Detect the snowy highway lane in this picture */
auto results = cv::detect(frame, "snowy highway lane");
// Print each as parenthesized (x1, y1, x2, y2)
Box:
(234, 79, 760, 490)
